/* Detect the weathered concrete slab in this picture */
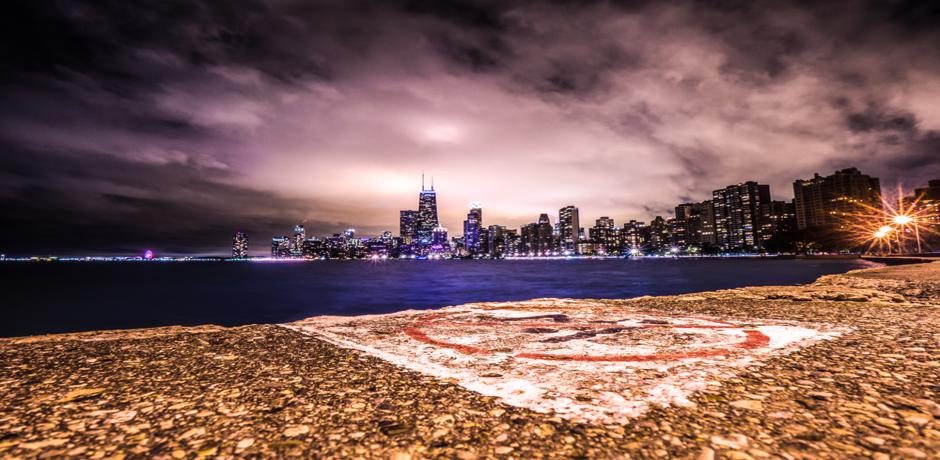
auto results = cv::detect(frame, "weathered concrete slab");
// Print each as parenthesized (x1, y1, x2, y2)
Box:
(290, 301, 841, 423)
(0, 261, 938, 458)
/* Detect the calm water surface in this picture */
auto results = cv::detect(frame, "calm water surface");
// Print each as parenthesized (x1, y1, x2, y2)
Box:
(0, 258, 874, 337)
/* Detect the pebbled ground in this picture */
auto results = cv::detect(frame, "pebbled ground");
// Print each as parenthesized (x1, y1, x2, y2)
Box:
(0, 261, 939, 459)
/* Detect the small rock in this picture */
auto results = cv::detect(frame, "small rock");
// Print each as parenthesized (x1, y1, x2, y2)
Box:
(180, 427, 205, 439)
(896, 447, 927, 459)
(697, 447, 715, 460)
(536, 423, 555, 437)
(283, 425, 309, 437)
(196, 446, 217, 458)
(434, 414, 455, 425)
(902, 412, 932, 426)
(378, 421, 412, 436)
(711, 434, 749, 450)
(388, 450, 412, 460)
(728, 451, 754, 460)
(108, 410, 137, 424)
(19, 438, 69, 450)
(730, 400, 763, 411)
(862, 436, 886, 448)
(748, 449, 772, 459)
(236, 438, 254, 450)
(495, 446, 514, 455)
(807, 391, 833, 401)
(58, 388, 106, 403)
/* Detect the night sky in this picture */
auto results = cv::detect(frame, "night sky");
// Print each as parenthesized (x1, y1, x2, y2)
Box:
(2, 0, 940, 256)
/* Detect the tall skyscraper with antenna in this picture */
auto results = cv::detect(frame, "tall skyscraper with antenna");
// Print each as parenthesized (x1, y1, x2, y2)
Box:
(416, 174, 440, 247)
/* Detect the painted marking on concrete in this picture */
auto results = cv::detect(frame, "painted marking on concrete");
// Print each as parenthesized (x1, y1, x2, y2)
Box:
(287, 299, 843, 423)
(404, 311, 771, 361)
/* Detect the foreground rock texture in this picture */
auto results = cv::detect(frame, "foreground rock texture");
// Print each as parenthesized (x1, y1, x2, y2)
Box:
(1, 262, 939, 459)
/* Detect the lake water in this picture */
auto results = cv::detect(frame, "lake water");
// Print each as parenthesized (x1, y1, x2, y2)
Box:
(0, 258, 875, 337)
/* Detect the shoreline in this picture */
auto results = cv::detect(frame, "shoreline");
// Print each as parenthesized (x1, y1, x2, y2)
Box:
(1, 262, 938, 458)
(4, 253, 932, 263)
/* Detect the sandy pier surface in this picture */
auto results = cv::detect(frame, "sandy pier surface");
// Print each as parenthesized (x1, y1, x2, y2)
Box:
(1, 262, 939, 459)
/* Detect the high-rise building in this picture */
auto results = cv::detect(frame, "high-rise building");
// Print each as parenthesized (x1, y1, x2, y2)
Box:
(431, 226, 449, 256)
(487, 225, 506, 258)
(504, 229, 521, 256)
(399, 210, 418, 245)
(589, 217, 618, 255)
(463, 203, 483, 255)
(793, 168, 882, 230)
(904, 179, 940, 245)
(232, 232, 248, 258)
(674, 201, 717, 250)
(302, 237, 324, 259)
(622, 220, 648, 253)
(558, 205, 580, 254)
(712, 181, 771, 252)
(416, 176, 440, 246)
(291, 225, 305, 257)
(648, 216, 670, 252)
(759, 200, 797, 244)
(521, 213, 555, 256)
(271, 236, 291, 258)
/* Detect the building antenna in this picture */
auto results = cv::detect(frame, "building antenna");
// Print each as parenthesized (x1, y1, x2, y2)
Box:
(422, 172, 425, 191)
(431, 176, 434, 191)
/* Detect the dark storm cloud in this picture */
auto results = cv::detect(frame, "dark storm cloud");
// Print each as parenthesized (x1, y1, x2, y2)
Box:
(2, 0, 940, 255)
(0, 144, 366, 255)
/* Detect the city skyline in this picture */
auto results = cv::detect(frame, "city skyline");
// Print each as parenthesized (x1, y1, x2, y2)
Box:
(3, 1, 940, 256)
(253, 167, 935, 260)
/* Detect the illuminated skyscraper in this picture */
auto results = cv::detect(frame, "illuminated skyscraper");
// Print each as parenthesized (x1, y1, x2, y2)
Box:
(416, 175, 440, 246)
(712, 181, 771, 252)
(674, 201, 716, 249)
(648, 216, 669, 252)
(291, 225, 305, 257)
(759, 200, 797, 244)
(622, 220, 648, 253)
(558, 205, 580, 254)
(271, 236, 291, 258)
(487, 225, 506, 258)
(521, 213, 554, 255)
(430, 226, 450, 256)
(793, 167, 881, 230)
(589, 216, 618, 254)
(463, 203, 483, 255)
(232, 232, 248, 259)
(399, 210, 418, 244)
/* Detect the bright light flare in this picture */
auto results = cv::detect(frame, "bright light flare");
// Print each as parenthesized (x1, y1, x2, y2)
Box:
(841, 182, 936, 255)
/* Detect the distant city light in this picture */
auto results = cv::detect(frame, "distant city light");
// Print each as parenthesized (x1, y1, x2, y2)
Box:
(143, 250, 154, 259)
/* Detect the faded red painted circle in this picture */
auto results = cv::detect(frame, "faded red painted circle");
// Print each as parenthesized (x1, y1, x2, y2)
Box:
(403, 312, 770, 362)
